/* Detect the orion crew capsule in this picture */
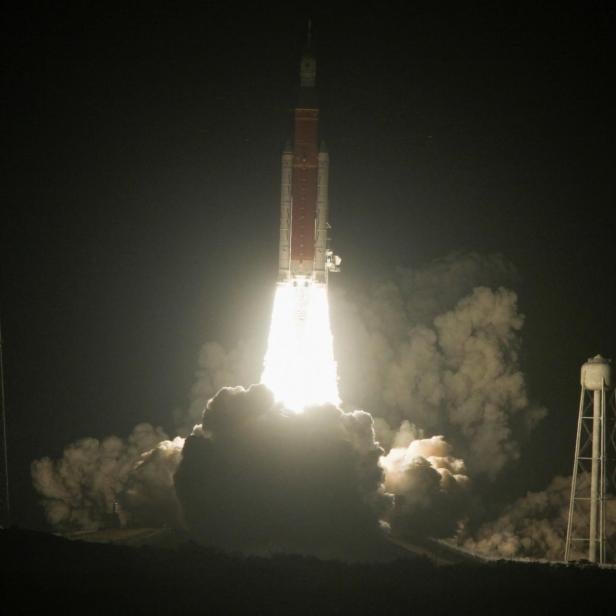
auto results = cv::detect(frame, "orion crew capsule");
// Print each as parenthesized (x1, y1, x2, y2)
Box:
(278, 42, 341, 286)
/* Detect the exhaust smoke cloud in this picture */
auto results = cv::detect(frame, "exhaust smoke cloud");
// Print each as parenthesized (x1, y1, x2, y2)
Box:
(462, 475, 616, 561)
(175, 384, 469, 560)
(332, 253, 546, 479)
(381, 428, 470, 539)
(32, 253, 551, 561)
(31, 424, 176, 529)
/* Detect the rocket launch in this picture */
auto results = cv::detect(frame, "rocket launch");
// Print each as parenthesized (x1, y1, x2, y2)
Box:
(277, 44, 341, 285)
(262, 40, 341, 411)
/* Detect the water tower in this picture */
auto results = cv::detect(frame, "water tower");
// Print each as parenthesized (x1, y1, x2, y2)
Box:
(565, 355, 616, 563)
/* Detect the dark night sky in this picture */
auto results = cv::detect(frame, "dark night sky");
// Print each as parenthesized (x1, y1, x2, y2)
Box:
(3, 5, 615, 528)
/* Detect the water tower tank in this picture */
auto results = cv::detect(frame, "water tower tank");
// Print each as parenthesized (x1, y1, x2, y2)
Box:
(581, 355, 612, 390)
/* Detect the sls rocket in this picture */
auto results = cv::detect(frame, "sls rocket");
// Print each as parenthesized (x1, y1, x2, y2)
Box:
(278, 44, 341, 286)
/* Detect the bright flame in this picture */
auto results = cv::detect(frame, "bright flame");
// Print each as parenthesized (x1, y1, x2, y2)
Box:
(261, 281, 340, 411)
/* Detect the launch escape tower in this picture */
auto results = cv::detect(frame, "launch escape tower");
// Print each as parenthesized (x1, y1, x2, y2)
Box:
(277, 29, 340, 286)
(565, 355, 616, 563)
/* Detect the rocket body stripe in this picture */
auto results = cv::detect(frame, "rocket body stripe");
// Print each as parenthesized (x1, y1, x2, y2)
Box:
(291, 107, 319, 274)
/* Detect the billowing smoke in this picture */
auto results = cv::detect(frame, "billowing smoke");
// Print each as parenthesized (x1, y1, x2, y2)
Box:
(381, 423, 470, 539)
(32, 387, 471, 560)
(31, 423, 175, 529)
(121, 437, 185, 528)
(32, 252, 547, 560)
(332, 253, 546, 478)
(462, 475, 616, 560)
(174, 384, 469, 560)
(175, 385, 389, 560)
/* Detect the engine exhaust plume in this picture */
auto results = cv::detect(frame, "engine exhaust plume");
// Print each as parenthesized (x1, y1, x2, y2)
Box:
(261, 282, 339, 411)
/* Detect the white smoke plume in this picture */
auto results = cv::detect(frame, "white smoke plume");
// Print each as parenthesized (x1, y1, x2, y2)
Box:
(381, 425, 470, 539)
(332, 253, 546, 478)
(31, 424, 180, 530)
(462, 475, 616, 561)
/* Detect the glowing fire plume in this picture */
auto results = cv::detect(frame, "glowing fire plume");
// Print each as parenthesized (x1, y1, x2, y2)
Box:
(261, 281, 340, 411)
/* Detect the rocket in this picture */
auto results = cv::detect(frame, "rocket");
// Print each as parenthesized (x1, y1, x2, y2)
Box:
(277, 42, 340, 286)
